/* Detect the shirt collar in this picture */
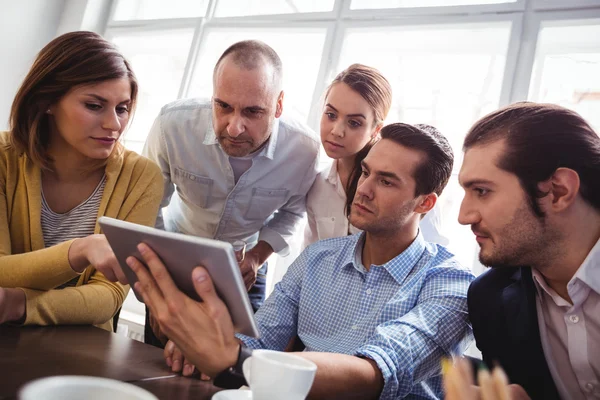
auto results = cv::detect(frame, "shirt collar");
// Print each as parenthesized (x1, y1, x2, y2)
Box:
(532, 238, 600, 304)
(203, 118, 219, 145)
(569, 237, 600, 295)
(531, 268, 571, 307)
(203, 116, 280, 162)
(344, 231, 427, 285)
(326, 160, 340, 186)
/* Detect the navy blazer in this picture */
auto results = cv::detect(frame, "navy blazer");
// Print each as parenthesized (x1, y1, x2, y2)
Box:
(468, 267, 561, 400)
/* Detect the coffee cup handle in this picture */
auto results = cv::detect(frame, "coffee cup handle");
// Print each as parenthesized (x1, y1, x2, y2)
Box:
(242, 356, 252, 385)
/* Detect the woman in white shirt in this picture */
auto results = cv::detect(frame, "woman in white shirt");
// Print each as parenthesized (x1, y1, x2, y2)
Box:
(304, 64, 447, 247)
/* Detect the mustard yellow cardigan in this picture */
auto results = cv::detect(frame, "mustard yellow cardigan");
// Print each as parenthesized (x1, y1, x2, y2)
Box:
(0, 131, 164, 331)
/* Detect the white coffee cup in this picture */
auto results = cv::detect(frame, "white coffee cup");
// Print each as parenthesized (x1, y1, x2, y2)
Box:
(211, 389, 252, 400)
(242, 350, 317, 400)
(19, 376, 158, 400)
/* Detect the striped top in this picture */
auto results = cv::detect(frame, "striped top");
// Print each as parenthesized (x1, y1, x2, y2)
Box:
(41, 176, 106, 288)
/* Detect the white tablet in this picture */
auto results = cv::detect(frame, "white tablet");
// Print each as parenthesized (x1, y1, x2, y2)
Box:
(98, 217, 259, 338)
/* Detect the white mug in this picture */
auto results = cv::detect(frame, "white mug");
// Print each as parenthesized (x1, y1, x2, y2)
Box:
(242, 350, 317, 400)
(19, 376, 158, 400)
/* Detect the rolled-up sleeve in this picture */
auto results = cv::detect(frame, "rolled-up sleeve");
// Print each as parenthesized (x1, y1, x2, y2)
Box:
(355, 267, 474, 399)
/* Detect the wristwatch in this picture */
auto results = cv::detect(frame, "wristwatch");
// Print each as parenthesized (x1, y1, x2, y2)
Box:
(213, 344, 253, 389)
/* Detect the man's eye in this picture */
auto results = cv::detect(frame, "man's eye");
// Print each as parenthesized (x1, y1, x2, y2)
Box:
(474, 188, 489, 197)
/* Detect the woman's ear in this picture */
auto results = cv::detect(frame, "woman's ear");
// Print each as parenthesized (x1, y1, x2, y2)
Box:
(372, 122, 383, 139)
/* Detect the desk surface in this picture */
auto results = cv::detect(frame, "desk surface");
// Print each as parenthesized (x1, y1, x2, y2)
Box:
(0, 325, 221, 400)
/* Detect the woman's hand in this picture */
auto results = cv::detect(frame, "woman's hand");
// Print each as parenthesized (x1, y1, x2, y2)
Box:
(0, 287, 26, 324)
(68, 234, 128, 284)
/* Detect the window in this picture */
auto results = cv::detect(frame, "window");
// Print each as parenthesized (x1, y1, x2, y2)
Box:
(337, 22, 511, 161)
(350, 0, 516, 9)
(529, 20, 600, 131)
(109, 29, 195, 153)
(112, 0, 209, 20)
(214, 0, 335, 17)
(102, 0, 600, 276)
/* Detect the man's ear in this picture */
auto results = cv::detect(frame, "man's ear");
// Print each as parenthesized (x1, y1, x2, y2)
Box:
(414, 193, 437, 215)
(538, 167, 580, 213)
(275, 91, 284, 118)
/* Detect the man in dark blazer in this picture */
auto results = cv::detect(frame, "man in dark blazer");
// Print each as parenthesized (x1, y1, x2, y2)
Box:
(458, 102, 600, 400)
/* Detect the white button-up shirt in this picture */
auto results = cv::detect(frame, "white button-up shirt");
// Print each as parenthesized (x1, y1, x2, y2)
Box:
(143, 99, 320, 255)
(304, 160, 449, 248)
(532, 238, 600, 400)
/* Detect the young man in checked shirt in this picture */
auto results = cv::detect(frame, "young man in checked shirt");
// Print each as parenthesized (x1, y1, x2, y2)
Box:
(130, 123, 475, 399)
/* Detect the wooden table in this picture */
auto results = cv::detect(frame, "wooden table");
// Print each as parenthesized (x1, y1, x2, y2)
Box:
(0, 325, 222, 400)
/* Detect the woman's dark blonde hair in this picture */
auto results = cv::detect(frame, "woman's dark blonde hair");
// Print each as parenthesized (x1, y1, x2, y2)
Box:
(9, 31, 138, 170)
(326, 64, 392, 215)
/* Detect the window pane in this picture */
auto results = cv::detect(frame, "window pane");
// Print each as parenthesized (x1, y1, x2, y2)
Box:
(529, 21, 600, 131)
(110, 29, 195, 152)
(214, 0, 334, 17)
(187, 28, 327, 122)
(112, 0, 208, 20)
(336, 22, 511, 270)
(351, 0, 515, 9)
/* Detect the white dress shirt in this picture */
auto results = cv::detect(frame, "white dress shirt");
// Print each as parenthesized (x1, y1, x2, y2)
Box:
(532, 238, 600, 400)
(304, 160, 449, 248)
(143, 98, 320, 255)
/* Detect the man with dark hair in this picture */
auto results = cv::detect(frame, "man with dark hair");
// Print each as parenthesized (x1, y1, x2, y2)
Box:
(142, 40, 320, 345)
(130, 123, 474, 399)
(460, 102, 600, 399)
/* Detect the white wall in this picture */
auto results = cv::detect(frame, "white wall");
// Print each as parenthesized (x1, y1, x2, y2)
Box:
(0, 0, 66, 130)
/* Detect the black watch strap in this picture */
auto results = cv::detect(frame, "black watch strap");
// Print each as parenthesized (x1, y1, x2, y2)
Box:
(213, 344, 253, 389)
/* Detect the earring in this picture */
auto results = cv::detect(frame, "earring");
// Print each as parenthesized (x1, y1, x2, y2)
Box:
(46, 109, 51, 114)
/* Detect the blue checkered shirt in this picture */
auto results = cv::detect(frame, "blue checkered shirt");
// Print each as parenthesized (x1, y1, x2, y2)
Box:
(238, 232, 474, 399)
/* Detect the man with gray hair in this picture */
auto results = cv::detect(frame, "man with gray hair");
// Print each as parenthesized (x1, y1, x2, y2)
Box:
(142, 40, 320, 346)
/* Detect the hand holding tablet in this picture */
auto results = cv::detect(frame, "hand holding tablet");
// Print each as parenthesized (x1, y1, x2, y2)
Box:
(98, 217, 259, 338)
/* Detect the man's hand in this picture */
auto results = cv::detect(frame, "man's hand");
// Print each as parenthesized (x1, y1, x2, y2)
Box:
(443, 358, 531, 400)
(164, 340, 195, 377)
(164, 340, 212, 381)
(239, 250, 262, 290)
(0, 287, 26, 324)
(239, 241, 273, 290)
(127, 243, 240, 377)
